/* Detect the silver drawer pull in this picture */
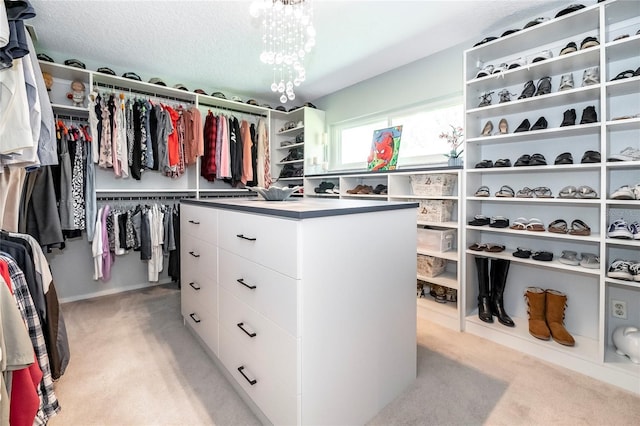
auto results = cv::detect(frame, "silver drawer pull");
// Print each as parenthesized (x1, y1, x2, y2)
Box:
(189, 251, 200, 258)
(188, 219, 200, 224)
(236, 234, 257, 241)
(237, 366, 257, 386)
(237, 322, 257, 338)
(237, 278, 257, 290)
(189, 282, 201, 290)
(189, 313, 201, 323)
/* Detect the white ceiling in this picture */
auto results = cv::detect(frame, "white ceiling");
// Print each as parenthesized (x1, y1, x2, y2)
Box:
(28, 0, 568, 106)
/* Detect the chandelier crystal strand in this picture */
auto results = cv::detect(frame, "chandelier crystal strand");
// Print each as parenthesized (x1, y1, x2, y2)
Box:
(252, 0, 315, 104)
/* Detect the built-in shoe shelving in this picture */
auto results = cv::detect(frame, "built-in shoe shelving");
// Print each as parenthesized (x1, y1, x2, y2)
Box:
(463, 0, 640, 394)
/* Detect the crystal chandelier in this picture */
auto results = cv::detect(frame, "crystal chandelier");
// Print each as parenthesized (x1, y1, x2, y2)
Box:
(250, 0, 316, 104)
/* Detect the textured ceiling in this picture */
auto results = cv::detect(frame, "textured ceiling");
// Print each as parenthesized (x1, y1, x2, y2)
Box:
(27, 0, 565, 106)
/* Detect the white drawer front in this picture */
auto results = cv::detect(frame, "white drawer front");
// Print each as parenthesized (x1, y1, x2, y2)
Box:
(181, 241, 217, 313)
(217, 210, 299, 278)
(219, 324, 297, 426)
(182, 290, 218, 355)
(181, 204, 217, 242)
(219, 248, 298, 337)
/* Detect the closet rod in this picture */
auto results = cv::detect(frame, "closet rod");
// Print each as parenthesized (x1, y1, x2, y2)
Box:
(97, 194, 196, 201)
(94, 82, 194, 104)
(198, 102, 267, 119)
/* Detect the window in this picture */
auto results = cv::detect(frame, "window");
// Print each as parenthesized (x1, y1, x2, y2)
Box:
(330, 97, 463, 171)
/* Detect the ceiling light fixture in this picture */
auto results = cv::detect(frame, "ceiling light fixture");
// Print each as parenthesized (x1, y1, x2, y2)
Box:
(250, 0, 316, 104)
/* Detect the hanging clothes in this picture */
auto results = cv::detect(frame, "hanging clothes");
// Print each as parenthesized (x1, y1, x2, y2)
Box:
(240, 119, 253, 185)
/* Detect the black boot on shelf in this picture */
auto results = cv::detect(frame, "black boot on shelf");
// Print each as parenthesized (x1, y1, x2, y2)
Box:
(475, 256, 493, 323)
(580, 105, 598, 124)
(560, 108, 576, 126)
(490, 258, 515, 327)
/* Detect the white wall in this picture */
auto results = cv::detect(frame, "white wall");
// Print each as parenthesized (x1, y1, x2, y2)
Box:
(314, 41, 466, 128)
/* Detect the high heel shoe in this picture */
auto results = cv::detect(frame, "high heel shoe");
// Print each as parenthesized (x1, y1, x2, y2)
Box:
(534, 76, 552, 96)
(497, 118, 508, 134)
(481, 120, 493, 136)
(517, 80, 535, 99)
(498, 89, 515, 103)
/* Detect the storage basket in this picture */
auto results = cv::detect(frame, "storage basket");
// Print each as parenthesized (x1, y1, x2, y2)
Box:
(416, 254, 446, 278)
(417, 200, 454, 222)
(417, 227, 456, 252)
(410, 174, 457, 196)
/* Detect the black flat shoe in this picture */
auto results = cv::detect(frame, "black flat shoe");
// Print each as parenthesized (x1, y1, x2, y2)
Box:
(514, 119, 531, 133)
(494, 158, 512, 167)
(581, 150, 601, 163)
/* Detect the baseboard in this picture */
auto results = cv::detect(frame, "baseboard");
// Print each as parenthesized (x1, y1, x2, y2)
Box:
(58, 279, 175, 303)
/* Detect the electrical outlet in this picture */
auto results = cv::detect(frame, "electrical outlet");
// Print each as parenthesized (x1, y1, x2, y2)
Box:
(612, 300, 627, 319)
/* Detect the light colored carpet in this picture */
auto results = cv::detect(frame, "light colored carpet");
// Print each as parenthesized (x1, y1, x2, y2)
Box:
(49, 284, 640, 426)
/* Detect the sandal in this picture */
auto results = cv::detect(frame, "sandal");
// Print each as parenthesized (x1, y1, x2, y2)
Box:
(495, 185, 515, 197)
(525, 218, 546, 232)
(509, 217, 529, 230)
(576, 185, 598, 199)
(489, 216, 510, 228)
(469, 243, 487, 251)
(514, 154, 531, 167)
(568, 219, 591, 236)
(533, 186, 553, 198)
(475, 159, 494, 168)
(494, 158, 512, 167)
(548, 219, 568, 234)
(485, 243, 506, 253)
(468, 215, 490, 226)
(516, 187, 534, 198)
(532, 251, 554, 261)
(529, 153, 547, 166)
(474, 186, 491, 197)
(513, 247, 532, 258)
(558, 185, 577, 198)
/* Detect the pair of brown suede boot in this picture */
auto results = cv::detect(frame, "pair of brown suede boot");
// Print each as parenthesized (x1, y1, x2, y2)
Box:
(525, 287, 575, 346)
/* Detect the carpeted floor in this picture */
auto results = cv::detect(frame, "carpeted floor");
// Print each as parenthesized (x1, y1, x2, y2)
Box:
(49, 284, 640, 426)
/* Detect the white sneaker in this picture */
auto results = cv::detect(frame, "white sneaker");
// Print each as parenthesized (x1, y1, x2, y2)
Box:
(608, 259, 633, 280)
(611, 185, 635, 200)
(630, 262, 640, 282)
(608, 219, 633, 239)
(633, 184, 640, 200)
(630, 221, 640, 240)
(609, 146, 640, 162)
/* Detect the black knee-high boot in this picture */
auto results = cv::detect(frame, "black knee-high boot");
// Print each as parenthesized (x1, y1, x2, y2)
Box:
(475, 256, 492, 323)
(490, 258, 515, 327)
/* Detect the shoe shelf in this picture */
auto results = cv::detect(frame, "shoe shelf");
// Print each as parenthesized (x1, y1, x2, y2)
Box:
(417, 271, 458, 291)
(276, 159, 304, 166)
(466, 225, 602, 243)
(50, 103, 90, 117)
(417, 297, 458, 318)
(276, 125, 305, 136)
(466, 48, 601, 97)
(465, 249, 601, 277)
(417, 247, 457, 262)
(463, 0, 640, 394)
(605, 117, 640, 131)
(417, 220, 457, 229)
(275, 142, 304, 150)
(465, 314, 601, 363)
(467, 122, 601, 145)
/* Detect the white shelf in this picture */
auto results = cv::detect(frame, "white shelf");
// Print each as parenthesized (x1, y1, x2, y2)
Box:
(463, 0, 640, 394)
(51, 103, 90, 116)
(276, 125, 305, 135)
(417, 271, 459, 290)
(417, 220, 458, 229)
(417, 247, 458, 261)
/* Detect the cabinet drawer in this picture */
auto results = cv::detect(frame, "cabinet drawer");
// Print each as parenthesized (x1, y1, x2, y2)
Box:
(219, 324, 297, 426)
(182, 290, 218, 355)
(181, 237, 217, 286)
(217, 210, 299, 278)
(219, 249, 298, 337)
(181, 204, 218, 242)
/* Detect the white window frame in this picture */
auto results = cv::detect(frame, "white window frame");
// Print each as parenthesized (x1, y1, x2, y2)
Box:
(329, 94, 463, 171)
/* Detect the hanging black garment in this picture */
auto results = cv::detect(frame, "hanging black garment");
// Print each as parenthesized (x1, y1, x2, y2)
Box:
(168, 205, 180, 283)
(131, 101, 143, 180)
(232, 117, 243, 187)
(249, 123, 258, 187)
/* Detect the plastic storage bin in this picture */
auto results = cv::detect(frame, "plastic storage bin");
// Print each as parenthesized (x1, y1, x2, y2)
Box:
(417, 227, 456, 252)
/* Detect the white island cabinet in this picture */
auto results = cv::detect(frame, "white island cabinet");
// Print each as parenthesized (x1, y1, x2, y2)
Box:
(181, 197, 418, 425)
